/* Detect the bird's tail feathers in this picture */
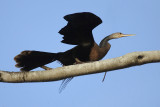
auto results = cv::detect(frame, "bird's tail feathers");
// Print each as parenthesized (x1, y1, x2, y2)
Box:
(14, 50, 58, 71)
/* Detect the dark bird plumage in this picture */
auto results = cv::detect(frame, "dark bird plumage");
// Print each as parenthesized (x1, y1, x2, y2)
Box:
(14, 12, 134, 92)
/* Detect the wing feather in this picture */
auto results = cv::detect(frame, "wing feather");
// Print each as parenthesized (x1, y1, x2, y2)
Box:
(59, 12, 102, 45)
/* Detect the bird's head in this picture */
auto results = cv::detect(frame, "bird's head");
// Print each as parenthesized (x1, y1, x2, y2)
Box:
(108, 32, 135, 40)
(99, 32, 135, 47)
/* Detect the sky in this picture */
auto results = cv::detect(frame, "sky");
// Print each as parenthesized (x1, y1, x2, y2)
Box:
(0, 0, 160, 107)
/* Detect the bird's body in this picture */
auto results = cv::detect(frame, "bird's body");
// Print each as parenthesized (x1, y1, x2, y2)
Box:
(14, 12, 134, 92)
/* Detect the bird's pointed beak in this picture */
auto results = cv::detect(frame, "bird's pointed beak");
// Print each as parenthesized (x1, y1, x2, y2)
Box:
(120, 34, 135, 37)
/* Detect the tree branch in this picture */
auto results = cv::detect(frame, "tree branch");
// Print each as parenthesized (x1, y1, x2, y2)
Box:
(0, 51, 160, 83)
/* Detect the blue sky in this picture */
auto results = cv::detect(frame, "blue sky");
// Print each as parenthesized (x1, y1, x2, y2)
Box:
(0, 0, 160, 107)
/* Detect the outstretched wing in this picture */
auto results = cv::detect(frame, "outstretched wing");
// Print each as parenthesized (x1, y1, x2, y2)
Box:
(59, 12, 102, 45)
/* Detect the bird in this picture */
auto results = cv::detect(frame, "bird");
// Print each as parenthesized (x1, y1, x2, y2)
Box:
(14, 12, 134, 92)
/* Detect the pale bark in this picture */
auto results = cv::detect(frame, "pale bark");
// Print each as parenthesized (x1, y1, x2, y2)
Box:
(0, 51, 160, 83)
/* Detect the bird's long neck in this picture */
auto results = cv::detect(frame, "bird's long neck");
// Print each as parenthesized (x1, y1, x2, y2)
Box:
(99, 36, 111, 48)
(89, 35, 112, 61)
(91, 36, 111, 60)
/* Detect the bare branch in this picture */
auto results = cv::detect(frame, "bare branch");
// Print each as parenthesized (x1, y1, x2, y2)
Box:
(0, 51, 160, 83)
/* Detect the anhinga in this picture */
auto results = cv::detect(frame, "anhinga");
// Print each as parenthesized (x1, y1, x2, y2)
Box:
(14, 12, 134, 92)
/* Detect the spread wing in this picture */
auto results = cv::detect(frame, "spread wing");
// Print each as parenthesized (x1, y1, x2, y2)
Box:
(59, 12, 102, 46)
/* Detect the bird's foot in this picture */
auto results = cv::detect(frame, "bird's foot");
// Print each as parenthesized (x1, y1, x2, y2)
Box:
(41, 66, 52, 70)
(74, 58, 84, 65)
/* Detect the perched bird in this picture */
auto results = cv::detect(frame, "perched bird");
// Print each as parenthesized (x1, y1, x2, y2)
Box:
(14, 12, 134, 92)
